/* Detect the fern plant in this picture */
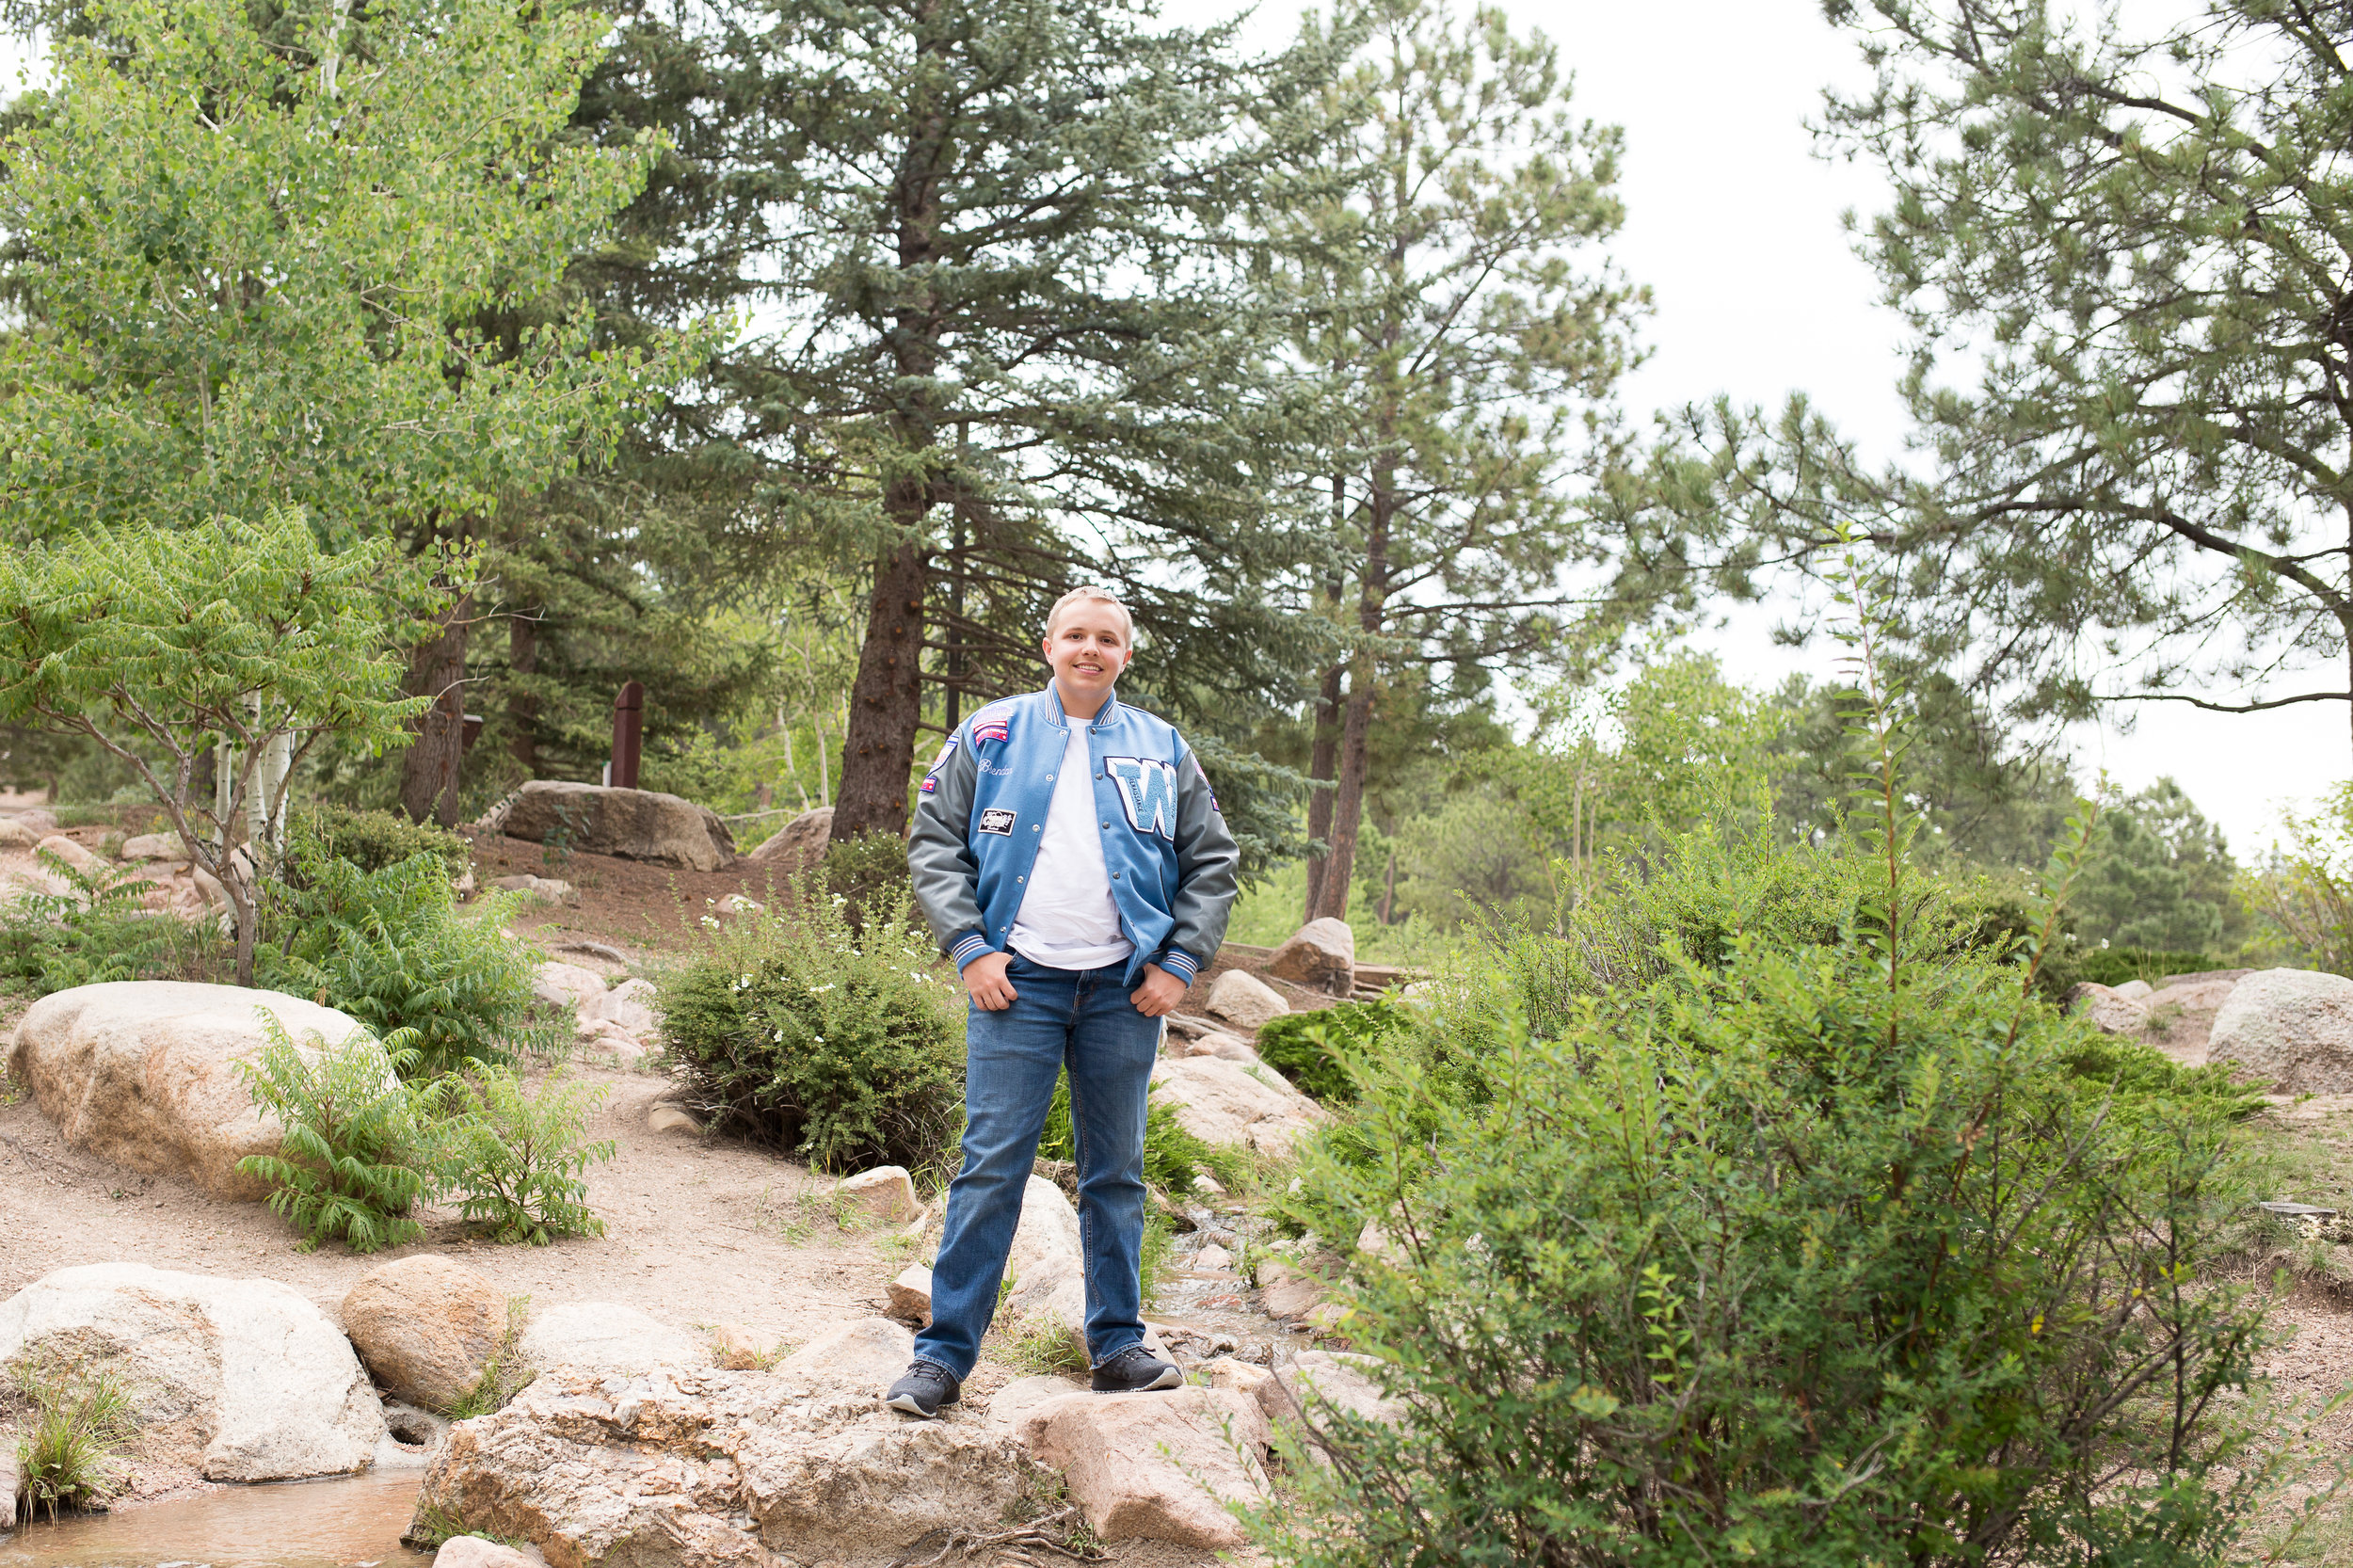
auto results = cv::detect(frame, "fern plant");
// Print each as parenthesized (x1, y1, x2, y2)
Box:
(260, 850, 561, 1078)
(233, 1018, 441, 1253)
(435, 1064, 614, 1245)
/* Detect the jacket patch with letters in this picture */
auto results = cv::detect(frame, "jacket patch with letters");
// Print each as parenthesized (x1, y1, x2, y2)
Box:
(1105, 757, 1178, 840)
(977, 807, 1018, 836)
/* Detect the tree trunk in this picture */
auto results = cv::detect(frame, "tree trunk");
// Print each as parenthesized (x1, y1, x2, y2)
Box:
(829, 7, 948, 843)
(507, 610, 539, 776)
(1314, 654, 1375, 921)
(834, 540, 929, 840)
(1312, 458, 1391, 923)
(1301, 659, 1343, 920)
(399, 588, 470, 825)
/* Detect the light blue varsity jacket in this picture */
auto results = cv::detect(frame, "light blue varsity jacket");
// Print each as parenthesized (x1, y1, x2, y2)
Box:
(906, 683, 1240, 988)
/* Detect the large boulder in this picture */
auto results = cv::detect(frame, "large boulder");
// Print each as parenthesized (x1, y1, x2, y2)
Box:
(341, 1255, 508, 1414)
(492, 781, 737, 872)
(0, 1263, 385, 1484)
(1268, 918, 1355, 996)
(1206, 968, 1288, 1032)
(577, 976, 658, 1039)
(532, 960, 609, 1011)
(409, 1364, 1045, 1565)
(2067, 983, 2150, 1037)
(517, 1302, 712, 1375)
(748, 805, 834, 872)
(2208, 968, 2353, 1093)
(1276, 1350, 1402, 1427)
(0, 816, 39, 848)
(36, 834, 103, 874)
(1016, 1386, 1271, 1548)
(776, 1317, 913, 1391)
(119, 832, 191, 862)
(1151, 1055, 1327, 1156)
(1005, 1175, 1086, 1335)
(7, 982, 374, 1202)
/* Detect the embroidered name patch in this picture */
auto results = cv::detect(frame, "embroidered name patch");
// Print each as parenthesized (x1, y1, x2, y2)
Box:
(1104, 757, 1178, 840)
(977, 807, 1017, 836)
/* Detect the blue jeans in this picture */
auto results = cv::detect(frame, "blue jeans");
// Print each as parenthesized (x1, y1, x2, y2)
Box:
(912, 953, 1160, 1382)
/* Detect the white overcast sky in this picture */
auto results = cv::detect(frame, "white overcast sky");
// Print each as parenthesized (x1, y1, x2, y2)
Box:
(1499, 0, 2343, 856)
(3, 3, 2338, 852)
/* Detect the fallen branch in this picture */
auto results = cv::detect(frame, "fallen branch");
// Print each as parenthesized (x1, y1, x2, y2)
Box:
(887, 1506, 1105, 1566)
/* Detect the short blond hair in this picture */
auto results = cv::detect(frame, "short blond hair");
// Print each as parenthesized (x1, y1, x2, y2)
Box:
(1044, 586, 1133, 645)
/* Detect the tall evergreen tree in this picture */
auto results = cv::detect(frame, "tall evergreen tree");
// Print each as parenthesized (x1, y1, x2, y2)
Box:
(1697, 0, 2353, 753)
(1270, 0, 1647, 920)
(718, 0, 1330, 842)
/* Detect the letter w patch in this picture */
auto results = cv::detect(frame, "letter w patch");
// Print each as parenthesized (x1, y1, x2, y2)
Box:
(1104, 757, 1178, 840)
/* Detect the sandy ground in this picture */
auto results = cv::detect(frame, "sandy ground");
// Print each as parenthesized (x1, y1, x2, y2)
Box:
(0, 1053, 901, 1368)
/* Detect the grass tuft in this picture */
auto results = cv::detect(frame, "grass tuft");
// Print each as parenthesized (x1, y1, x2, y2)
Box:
(9, 1355, 136, 1523)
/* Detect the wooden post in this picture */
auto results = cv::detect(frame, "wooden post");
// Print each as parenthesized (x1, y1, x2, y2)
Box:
(611, 681, 644, 791)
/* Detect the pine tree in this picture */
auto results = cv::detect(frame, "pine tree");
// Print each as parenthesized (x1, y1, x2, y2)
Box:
(1269, 0, 1646, 920)
(1705, 0, 2353, 753)
(718, 0, 1328, 841)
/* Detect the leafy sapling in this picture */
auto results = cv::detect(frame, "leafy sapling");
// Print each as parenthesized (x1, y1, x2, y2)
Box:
(233, 1018, 442, 1253)
(0, 512, 445, 984)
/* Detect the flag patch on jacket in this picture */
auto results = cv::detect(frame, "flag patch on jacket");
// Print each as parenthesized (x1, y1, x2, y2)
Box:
(920, 734, 958, 792)
(968, 700, 1015, 745)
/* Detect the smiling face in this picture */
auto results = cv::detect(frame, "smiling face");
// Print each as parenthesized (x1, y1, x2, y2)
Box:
(1042, 597, 1133, 716)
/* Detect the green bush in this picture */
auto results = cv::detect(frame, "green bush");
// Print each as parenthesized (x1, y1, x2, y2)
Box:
(2074, 946, 2224, 989)
(435, 1064, 615, 1245)
(823, 828, 920, 929)
(234, 1020, 440, 1254)
(290, 805, 469, 878)
(1261, 868, 2277, 1566)
(1257, 1000, 1413, 1105)
(9, 1355, 135, 1523)
(0, 850, 230, 992)
(658, 888, 964, 1174)
(260, 848, 558, 1078)
(1035, 1066, 1241, 1193)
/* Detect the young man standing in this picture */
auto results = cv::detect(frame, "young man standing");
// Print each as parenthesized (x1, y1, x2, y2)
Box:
(888, 587, 1240, 1416)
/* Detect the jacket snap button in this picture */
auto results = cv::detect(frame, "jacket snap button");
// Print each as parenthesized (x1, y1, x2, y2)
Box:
(1112, 871, 1121, 879)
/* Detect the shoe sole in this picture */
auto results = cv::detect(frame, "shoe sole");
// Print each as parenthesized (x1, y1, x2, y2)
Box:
(1094, 1366, 1183, 1394)
(885, 1393, 945, 1417)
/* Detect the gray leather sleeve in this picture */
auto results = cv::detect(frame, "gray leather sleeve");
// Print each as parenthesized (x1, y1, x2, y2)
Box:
(1165, 748, 1241, 966)
(907, 734, 985, 960)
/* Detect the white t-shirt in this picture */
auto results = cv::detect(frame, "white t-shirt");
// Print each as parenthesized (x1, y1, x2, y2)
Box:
(1008, 720, 1135, 970)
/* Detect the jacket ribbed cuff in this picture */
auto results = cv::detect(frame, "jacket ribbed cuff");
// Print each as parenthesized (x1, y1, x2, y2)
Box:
(950, 933, 993, 970)
(1154, 948, 1199, 986)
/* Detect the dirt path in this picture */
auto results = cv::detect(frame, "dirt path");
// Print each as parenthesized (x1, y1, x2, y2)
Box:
(0, 1059, 892, 1363)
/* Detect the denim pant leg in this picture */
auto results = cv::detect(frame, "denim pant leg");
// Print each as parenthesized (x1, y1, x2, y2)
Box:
(1065, 965, 1162, 1368)
(912, 964, 1074, 1382)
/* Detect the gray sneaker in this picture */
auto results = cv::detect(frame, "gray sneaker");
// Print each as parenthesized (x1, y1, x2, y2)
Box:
(884, 1360, 961, 1417)
(1091, 1344, 1182, 1393)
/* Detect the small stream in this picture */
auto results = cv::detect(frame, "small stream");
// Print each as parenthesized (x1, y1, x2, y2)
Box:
(0, 1471, 431, 1568)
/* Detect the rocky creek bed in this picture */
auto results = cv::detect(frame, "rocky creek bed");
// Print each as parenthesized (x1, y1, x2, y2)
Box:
(0, 950, 1359, 1568)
